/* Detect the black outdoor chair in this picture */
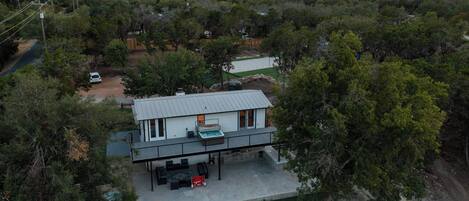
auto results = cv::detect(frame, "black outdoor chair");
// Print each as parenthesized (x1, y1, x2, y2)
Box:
(203, 162, 209, 179)
(197, 162, 209, 179)
(156, 167, 167, 185)
(187, 131, 195, 138)
(181, 159, 189, 169)
(170, 181, 179, 190)
(166, 160, 174, 171)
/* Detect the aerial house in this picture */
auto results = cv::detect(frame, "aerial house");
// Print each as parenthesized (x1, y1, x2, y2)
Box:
(130, 90, 280, 191)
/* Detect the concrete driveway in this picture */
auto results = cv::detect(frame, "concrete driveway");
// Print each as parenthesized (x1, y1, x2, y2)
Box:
(132, 157, 299, 201)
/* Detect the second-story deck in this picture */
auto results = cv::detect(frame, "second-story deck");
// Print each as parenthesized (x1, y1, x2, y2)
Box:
(131, 127, 277, 162)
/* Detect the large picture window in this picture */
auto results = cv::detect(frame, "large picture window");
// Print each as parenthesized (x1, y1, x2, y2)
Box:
(239, 111, 246, 128)
(239, 110, 254, 129)
(247, 110, 254, 127)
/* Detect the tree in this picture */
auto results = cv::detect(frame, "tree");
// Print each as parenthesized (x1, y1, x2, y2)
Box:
(261, 23, 316, 85)
(201, 36, 238, 89)
(122, 49, 207, 97)
(104, 39, 129, 69)
(38, 48, 90, 95)
(273, 32, 447, 200)
(0, 71, 134, 201)
(164, 17, 203, 50)
(0, 3, 18, 69)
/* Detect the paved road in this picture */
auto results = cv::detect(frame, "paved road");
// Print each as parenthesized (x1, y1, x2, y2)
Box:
(0, 42, 42, 76)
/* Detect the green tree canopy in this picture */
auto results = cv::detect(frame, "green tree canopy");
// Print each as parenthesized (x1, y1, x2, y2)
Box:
(123, 48, 207, 97)
(104, 39, 129, 69)
(261, 23, 316, 76)
(38, 48, 90, 95)
(0, 71, 133, 201)
(273, 32, 448, 200)
(202, 36, 238, 88)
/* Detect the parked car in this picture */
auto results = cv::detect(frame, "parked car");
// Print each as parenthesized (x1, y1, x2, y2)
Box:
(89, 72, 102, 84)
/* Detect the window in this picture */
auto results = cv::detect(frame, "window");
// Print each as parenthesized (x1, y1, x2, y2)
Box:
(247, 109, 254, 127)
(239, 111, 246, 128)
(158, 119, 164, 137)
(197, 114, 205, 125)
(150, 120, 156, 138)
(240, 110, 255, 129)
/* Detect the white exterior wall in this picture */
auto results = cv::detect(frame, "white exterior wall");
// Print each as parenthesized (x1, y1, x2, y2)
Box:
(256, 108, 266, 128)
(206, 112, 238, 132)
(142, 109, 269, 141)
(165, 115, 197, 139)
(139, 121, 144, 142)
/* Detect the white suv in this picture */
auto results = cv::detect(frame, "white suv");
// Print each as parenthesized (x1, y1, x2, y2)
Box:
(89, 72, 102, 84)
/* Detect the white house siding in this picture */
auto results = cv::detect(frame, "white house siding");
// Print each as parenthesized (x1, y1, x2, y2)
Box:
(206, 112, 238, 132)
(165, 116, 198, 139)
(144, 119, 150, 141)
(256, 108, 266, 128)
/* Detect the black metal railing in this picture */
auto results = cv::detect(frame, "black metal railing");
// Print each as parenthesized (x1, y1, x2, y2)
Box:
(131, 130, 276, 162)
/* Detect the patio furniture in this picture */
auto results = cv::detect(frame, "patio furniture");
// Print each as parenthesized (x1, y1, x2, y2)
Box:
(166, 160, 174, 171)
(181, 159, 189, 169)
(197, 162, 209, 179)
(170, 181, 179, 190)
(169, 171, 192, 189)
(179, 179, 191, 187)
(191, 175, 206, 188)
(156, 167, 167, 185)
(187, 131, 195, 138)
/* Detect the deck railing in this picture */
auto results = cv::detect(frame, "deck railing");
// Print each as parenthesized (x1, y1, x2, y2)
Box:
(131, 128, 276, 162)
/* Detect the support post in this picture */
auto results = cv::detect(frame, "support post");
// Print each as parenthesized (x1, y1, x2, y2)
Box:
(218, 151, 221, 180)
(39, 9, 47, 52)
(150, 161, 154, 191)
(277, 145, 281, 162)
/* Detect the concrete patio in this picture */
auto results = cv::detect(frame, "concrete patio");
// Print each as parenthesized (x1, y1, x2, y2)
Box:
(131, 157, 300, 201)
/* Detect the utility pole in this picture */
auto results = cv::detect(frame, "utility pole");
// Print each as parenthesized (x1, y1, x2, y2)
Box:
(40, 9, 47, 52)
(31, 1, 47, 52)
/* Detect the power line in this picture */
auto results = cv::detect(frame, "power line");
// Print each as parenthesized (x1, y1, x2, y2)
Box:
(0, 9, 39, 37)
(0, 11, 38, 45)
(0, 2, 33, 25)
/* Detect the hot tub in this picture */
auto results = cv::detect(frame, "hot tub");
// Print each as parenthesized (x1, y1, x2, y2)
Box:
(197, 125, 225, 146)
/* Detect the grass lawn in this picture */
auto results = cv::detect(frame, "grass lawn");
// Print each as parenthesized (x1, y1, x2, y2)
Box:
(224, 68, 279, 80)
(235, 67, 279, 78)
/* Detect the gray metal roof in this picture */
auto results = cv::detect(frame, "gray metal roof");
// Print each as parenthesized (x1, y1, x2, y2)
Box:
(132, 90, 272, 121)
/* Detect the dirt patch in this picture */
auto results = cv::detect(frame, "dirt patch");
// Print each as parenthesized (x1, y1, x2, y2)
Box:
(208, 75, 278, 102)
(425, 158, 469, 201)
(239, 75, 277, 98)
(79, 76, 128, 101)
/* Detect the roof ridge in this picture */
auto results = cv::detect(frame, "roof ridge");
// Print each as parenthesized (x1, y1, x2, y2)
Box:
(133, 89, 261, 102)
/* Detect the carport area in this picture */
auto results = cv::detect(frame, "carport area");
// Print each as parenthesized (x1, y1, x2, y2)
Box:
(131, 156, 299, 201)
